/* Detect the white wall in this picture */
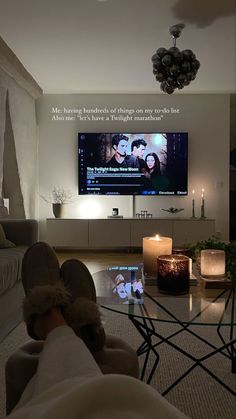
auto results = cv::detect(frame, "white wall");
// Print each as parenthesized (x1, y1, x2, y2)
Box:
(37, 94, 230, 240)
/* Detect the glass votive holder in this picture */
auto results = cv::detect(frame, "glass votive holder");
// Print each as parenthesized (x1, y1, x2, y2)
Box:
(200, 249, 225, 279)
(157, 254, 190, 294)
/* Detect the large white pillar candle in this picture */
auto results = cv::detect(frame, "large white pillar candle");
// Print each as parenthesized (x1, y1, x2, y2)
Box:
(200, 249, 225, 279)
(143, 235, 172, 277)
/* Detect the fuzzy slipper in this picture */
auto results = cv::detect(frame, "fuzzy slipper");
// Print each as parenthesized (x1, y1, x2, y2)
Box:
(23, 281, 71, 340)
(22, 242, 61, 295)
(60, 259, 96, 302)
(64, 297, 106, 352)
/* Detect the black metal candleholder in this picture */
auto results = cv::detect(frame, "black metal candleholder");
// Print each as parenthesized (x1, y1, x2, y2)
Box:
(200, 198, 206, 219)
(191, 198, 196, 218)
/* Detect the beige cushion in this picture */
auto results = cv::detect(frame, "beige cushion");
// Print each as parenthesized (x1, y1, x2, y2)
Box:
(0, 224, 15, 248)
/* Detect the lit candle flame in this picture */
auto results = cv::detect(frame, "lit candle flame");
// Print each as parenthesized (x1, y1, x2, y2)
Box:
(155, 234, 161, 241)
(192, 189, 195, 195)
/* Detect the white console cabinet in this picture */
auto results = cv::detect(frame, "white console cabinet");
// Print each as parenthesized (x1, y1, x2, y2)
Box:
(47, 218, 215, 249)
(89, 219, 131, 247)
(47, 219, 89, 247)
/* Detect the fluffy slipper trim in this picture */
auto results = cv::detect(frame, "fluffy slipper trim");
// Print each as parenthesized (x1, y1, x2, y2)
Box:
(23, 281, 71, 340)
(65, 297, 106, 352)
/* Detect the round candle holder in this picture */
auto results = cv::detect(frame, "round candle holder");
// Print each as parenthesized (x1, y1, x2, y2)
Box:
(157, 254, 190, 294)
(200, 249, 225, 279)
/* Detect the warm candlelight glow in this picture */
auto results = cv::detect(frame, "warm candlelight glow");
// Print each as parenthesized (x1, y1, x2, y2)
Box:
(191, 190, 196, 218)
(201, 188, 205, 202)
(200, 188, 206, 218)
(143, 236, 172, 277)
(189, 294, 193, 312)
(152, 234, 161, 241)
(189, 258, 192, 276)
(200, 249, 225, 279)
(170, 249, 192, 276)
(201, 298, 225, 323)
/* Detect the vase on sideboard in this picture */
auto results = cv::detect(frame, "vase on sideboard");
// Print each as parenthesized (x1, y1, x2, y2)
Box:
(52, 203, 66, 218)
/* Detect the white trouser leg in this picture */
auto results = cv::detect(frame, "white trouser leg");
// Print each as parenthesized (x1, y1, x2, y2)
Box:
(16, 325, 101, 408)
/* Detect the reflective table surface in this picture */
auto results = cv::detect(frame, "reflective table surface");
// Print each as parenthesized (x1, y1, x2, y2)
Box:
(93, 265, 235, 326)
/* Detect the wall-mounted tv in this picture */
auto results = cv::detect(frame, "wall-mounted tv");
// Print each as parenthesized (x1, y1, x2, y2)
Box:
(78, 132, 188, 196)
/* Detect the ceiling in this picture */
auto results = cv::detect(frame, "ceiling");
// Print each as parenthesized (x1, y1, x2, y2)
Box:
(0, 0, 235, 94)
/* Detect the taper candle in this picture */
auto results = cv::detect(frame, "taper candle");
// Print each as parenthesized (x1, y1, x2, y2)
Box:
(201, 188, 205, 206)
(201, 188, 205, 218)
(192, 189, 196, 218)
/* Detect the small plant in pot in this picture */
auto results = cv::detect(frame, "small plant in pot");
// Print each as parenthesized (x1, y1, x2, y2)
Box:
(189, 235, 236, 285)
(41, 187, 73, 218)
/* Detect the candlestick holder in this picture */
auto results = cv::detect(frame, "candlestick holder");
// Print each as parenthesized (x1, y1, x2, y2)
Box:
(191, 199, 196, 218)
(200, 202, 206, 219)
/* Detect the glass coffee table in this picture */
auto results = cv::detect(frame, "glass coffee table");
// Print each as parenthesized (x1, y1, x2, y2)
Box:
(93, 264, 236, 397)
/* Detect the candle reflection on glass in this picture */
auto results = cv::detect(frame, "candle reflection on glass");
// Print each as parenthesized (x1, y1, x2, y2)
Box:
(143, 235, 172, 277)
(189, 293, 193, 312)
(201, 298, 225, 323)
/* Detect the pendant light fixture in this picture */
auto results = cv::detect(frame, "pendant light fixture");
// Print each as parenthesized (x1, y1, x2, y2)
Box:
(152, 24, 200, 94)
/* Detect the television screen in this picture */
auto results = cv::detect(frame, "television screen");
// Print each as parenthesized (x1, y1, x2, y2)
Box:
(78, 132, 188, 196)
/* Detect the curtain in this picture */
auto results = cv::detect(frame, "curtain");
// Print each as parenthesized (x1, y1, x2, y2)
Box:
(0, 86, 7, 196)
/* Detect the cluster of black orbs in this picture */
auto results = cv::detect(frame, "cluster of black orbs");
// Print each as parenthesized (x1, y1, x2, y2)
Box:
(152, 47, 200, 94)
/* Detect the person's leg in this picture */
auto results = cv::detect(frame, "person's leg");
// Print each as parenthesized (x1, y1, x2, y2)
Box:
(11, 309, 189, 419)
(31, 308, 102, 395)
(15, 308, 102, 410)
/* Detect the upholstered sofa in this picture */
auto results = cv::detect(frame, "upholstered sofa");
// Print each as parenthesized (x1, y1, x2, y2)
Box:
(0, 219, 38, 342)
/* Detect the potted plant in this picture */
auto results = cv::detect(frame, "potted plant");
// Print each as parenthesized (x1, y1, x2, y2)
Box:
(189, 235, 236, 285)
(41, 187, 73, 218)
